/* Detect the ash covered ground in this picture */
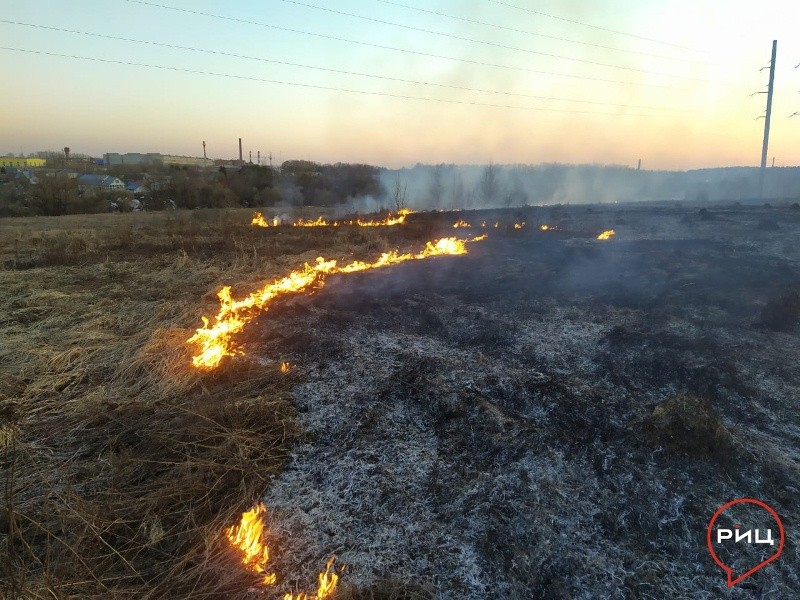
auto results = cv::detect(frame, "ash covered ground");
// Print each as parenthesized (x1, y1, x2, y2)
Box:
(247, 204, 800, 599)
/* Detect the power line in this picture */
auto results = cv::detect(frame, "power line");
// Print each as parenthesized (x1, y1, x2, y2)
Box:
(0, 20, 686, 112)
(122, 0, 677, 88)
(485, 0, 705, 53)
(276, 0, 705, 80)
(376, 0, 705, 64)
(0, 46, 671, 117)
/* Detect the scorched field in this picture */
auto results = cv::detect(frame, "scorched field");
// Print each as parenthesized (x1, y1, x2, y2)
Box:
(1, 203, 799, 599)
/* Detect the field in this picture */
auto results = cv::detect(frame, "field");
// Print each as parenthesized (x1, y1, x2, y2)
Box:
(2, 204, 800, 598)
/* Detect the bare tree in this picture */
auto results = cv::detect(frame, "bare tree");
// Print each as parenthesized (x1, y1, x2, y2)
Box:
(449, 169, 464, 208)
(480, 162, 499, 205)
(391, 174, 408, 211)
(428, 164, 443, 208)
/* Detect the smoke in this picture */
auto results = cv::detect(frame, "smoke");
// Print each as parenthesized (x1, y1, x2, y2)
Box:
(367, 164, 800, 210)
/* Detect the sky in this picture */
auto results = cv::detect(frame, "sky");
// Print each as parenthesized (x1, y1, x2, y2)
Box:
(1, 0, 799, 169)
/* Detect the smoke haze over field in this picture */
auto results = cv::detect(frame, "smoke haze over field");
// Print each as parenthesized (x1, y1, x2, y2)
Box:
(371, 164, 800, 210)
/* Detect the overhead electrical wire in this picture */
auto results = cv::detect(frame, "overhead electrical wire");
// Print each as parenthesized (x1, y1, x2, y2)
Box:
(374, 0, 705, 64)
(276, 0, 704, 80)
(0, 20, 687, 112)
(0, 46, 671, 117)
(485, 0, 705, 53)
(122, 0, 685, 88)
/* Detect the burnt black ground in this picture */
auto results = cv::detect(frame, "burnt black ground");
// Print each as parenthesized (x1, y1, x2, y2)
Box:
(245, 204, 800, 599)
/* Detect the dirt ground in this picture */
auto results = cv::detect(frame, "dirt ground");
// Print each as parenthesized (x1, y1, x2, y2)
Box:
(2, 203, 799, 598)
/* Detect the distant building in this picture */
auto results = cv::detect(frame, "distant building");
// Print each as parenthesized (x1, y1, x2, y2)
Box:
(78, 174, 126, 192)
(103, 152, 163, 166)
(162, 154, 214, 168)
(103, 152, 213, 168)
(0, 157, 46, 168)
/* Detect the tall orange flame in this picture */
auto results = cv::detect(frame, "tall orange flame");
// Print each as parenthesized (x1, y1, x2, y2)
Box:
(225, 504, 339, 597)
(188, 237, 482, 370)
(283, 557, 339, 600)
(597, 229, 616, 240)
(225, 503, 277, 585)
(252, 212, 270, 227)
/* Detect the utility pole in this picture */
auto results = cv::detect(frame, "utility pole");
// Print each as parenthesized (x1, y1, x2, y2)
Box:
(759, 40, 777, 201)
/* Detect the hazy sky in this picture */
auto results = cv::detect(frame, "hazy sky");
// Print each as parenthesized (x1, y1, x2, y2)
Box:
(2, 0, 799, 169)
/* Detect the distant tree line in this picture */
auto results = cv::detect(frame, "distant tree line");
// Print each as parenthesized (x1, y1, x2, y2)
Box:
(0, 160, 385, 217)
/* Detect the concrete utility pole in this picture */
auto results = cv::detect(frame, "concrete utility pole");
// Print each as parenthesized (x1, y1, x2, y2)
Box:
(759, 40, 777, 200)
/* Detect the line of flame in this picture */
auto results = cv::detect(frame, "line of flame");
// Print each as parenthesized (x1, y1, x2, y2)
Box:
(252, 209, 412, 228)
(597, 229, 616, 240)
(188, 236, 482, 370)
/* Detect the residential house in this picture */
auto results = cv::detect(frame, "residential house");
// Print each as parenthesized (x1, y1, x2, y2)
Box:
(77, 174, 126, 193)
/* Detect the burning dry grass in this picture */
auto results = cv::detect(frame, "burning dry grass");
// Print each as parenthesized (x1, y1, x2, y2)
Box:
(0, 208, 449, 598)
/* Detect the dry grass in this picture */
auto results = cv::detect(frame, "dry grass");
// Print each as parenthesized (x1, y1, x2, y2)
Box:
(0, 208, 445, 598)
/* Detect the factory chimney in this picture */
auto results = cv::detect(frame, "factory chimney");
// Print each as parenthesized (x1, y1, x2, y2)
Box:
(202, 141, 206, 159)
(239, 138, 243, 164)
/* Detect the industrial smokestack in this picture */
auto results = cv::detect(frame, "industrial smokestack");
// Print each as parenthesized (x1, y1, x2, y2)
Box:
(239, 138, 243, 164)
(258, 150, 260, 165)
(64, 146, 70, 160)
(202, 141, 206, 159)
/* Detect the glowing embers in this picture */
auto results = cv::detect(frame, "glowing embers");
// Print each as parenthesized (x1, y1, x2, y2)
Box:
(452, 219, 472, 228)
(514, 222, 526, 229)
(225, 503, 338, 598)
(540, 224, 560, 231)
(188, 237, 482, 370)
(597, 229, 616, 240)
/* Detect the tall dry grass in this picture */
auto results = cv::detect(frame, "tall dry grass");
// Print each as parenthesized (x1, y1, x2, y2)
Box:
(0, 208, 439, 598)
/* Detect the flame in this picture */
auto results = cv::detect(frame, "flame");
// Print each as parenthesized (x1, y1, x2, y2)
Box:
(597, 229, 616, 240)
(283, 557, 339, 600)
(254, 211, 411, 228)
(280, 361, 290, 373)
(540, 224, 549, 231)
(514, 222, 526, 229)
(493, 222, 499, 228)
(294, 216, 331, 227)
(480, 221, 487, 228)
(453, 219, 471, 228)
(252, 212, 270, 227)
(188, 237, 482, 370)
(226, 504, 339, 596)
(353, 212, 406, 227)
(225, 503, 276, 585)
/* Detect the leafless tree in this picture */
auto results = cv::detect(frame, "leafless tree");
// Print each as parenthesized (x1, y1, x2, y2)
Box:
(428, 164, 443, 208)
(480, 162, 499, 205)
(391, 174, 408, 211)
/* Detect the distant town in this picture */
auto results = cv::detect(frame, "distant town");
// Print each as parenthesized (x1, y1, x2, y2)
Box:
(0, 143, 386, 217)
(3, 144, 800, 218)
